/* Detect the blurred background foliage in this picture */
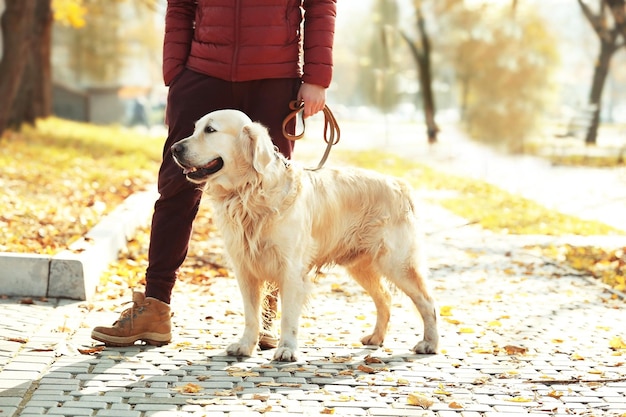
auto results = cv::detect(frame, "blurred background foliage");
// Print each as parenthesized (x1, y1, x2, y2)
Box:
(1, 0, 625, 150)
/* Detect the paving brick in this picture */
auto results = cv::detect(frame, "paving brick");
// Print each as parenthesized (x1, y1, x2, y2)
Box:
(95, 411, 141, 417)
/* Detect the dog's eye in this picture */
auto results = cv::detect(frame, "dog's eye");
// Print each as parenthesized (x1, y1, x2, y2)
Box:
(204, 125, 216, 134)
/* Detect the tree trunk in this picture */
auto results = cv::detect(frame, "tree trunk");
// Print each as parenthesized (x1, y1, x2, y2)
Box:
(8, 0, 52, 129)
(0, 0, 36, 136)
(415, 5, 439, 144)
(585, 37, 617, 145)
(400, 4, 439, 145)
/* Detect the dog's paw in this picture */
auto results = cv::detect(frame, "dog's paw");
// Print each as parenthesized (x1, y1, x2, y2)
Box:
(226, 342, 255, 357)
(412, 339, 437, 354)
(273, 347, 297, 362)
(360, 333, 384, 347)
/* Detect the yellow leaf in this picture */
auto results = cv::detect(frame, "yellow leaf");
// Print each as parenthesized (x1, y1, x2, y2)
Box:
(610, 336, 626, 350)
(506, 396, 532, 403)
(407, 392, 434, 408)
(434, 384, 451, 396)
(459, 327, 474, 333)
(439, 305, 453, 316)
(445, 318, 461, 325)
(488, 320, 502, 327)
(570, 353, 584, 361)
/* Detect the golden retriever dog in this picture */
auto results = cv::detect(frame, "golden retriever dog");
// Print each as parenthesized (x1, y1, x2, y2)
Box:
(171, 109, 439, 362)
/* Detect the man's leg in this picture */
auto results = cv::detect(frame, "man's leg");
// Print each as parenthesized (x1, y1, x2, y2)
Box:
(92, 70, 235, 346)
(235, 78, 302, 158)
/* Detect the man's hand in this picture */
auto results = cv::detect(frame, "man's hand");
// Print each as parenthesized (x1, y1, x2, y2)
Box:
(297, 83, 327, 118)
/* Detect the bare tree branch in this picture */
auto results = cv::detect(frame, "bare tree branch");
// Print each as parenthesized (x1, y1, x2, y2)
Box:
(578, 0, 606, 35)
(606, 0, 626, 40)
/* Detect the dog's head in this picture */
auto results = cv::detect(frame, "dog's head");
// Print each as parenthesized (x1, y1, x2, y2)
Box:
(171, 109, 276, 188)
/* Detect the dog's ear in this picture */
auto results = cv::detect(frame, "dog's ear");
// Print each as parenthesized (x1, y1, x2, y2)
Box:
(241, 123, 274, 174)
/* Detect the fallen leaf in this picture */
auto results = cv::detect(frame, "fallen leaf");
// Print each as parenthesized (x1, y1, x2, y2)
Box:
(610, 336, 626, 350)
(449, 401, 464, 409)
(548, 390, 563, 399)
(506, 396, 532, 403)
(407, 392, 434, 408)
(357, 364, 377, 374)
(364, 355, 383, 364)
(503, 345, 528, 355)
(77, 346, 105, 355)
(173, 383, 203, 394)
(439, 306, 453, 316)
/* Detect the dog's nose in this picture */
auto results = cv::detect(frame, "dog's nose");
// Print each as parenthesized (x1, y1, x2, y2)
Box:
(171, 142, 183, 155)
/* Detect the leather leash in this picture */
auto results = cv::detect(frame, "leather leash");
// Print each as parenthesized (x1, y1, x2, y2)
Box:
(282, 100, 340, 171)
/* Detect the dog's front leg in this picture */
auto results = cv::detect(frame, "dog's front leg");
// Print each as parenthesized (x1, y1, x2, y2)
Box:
(273, 277, 308, 362)
(226, 277, 261, 357)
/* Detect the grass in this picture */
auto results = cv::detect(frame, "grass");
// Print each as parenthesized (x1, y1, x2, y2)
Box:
(0, 118, 161, 254)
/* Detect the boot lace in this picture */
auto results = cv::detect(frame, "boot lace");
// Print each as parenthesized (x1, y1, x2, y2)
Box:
(114, 300, 144, 329)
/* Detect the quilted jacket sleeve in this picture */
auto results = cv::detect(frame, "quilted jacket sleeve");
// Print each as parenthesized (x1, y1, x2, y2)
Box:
(163, 0, 196, 86)
(302, 0, 336, 88)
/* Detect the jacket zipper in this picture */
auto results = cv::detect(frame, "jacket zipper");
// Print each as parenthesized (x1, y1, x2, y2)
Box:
(232, 0, 241, 80)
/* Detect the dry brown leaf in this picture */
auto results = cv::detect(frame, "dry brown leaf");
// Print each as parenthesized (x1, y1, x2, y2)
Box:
(503, 345, 528, 355)
(78, 346, 105, 355)
(6, 337, 28, 344)
(364, 355, 383, 364)
(407, 392, 434, 408)
(357, 364, 377, 374)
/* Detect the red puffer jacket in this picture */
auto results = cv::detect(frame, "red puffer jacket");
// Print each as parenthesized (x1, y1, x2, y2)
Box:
(163, 0, 336, 88)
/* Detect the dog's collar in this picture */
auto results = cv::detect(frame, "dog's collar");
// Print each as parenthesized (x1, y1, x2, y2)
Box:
(275, 152, 291, 168)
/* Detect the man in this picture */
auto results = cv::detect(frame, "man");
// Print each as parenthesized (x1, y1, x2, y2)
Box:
(91, 0, 336, 348)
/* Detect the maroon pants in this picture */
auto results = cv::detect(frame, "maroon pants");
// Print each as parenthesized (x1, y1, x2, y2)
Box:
(145, 69, 301, 303)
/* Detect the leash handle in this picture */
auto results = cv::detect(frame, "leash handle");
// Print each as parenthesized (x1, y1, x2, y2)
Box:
(282, 100, 341, 170)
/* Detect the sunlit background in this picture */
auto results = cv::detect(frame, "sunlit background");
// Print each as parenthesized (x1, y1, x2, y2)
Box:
(1, 0, 625, 152)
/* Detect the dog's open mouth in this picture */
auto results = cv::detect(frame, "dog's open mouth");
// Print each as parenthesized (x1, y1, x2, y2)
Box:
(183, 157, 224, 181)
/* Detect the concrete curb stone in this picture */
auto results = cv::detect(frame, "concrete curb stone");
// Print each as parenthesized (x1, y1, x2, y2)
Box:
(0, 185, 158, 300)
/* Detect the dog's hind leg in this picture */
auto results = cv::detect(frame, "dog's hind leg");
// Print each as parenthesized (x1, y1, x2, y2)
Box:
(226, 275, 262, 357)
(383, 261, 438, 354)
(346, 260, 391, 347)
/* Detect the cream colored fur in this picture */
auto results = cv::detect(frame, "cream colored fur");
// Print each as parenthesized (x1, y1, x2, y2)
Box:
(171, 109, 439, 362)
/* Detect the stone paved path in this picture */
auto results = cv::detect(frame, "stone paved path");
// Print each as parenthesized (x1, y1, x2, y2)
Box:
(1, 203, 625, 416)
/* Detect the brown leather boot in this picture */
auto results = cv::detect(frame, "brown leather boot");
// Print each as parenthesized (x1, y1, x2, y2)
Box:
(91, 292, 172, 347)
